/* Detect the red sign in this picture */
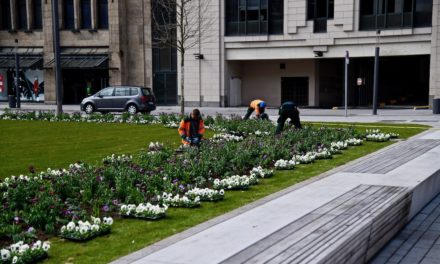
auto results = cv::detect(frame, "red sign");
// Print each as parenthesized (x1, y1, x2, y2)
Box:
(0, 75, 4, 93)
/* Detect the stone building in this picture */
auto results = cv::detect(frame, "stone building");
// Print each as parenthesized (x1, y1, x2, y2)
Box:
(0, 0, 439, 109)
(183, 0, 438, 107)
(0, 0, 161, 105)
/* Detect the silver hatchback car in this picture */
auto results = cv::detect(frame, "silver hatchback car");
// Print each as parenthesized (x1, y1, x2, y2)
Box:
(80, 86, 156, 114)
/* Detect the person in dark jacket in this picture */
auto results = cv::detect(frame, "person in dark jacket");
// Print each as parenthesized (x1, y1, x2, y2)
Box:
(275, 101, 302, 135)
(178, 109, 205, 146)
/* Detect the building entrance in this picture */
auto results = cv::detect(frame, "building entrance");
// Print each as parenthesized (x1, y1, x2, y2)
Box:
(62, 69, 109, 104)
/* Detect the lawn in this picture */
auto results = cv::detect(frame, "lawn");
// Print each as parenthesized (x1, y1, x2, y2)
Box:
(0, 120, 429, 263)
(0, 120, 203, 179)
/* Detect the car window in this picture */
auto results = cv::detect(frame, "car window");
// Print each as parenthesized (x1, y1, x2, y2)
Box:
(115, 88, 128, 96)
(99, 88, 114, 97)
(130, 88, 139, 96)
(141, 88, 152, 96)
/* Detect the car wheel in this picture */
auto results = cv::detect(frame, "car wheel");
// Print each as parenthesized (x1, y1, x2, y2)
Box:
(84, 103, 94, 114)
(127, 104, 138, 115)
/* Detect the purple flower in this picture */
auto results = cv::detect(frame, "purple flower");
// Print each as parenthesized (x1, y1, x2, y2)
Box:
(14, 216, 20, 224)
(172, 179, 179, 184)
(112, 199, 119, 206)
(102, 205, 110, 212)
(27, 227, 35, 233)
(179, 184, 185, 191)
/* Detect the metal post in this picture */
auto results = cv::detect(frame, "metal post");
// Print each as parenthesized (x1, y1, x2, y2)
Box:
(52, 0, 63, 115)
(15, 39, 20, 108)
(372, 30, 380, 115)
(345, 51, 349, 117)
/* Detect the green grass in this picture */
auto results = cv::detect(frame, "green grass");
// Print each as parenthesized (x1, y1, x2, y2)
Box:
(0, 120, 211, 179)
(0, 120, 429, 263)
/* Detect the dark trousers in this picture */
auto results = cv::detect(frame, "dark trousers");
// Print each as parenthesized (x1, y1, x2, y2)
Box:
(275, 109, 302, 134)
(243, 107, 254, 120)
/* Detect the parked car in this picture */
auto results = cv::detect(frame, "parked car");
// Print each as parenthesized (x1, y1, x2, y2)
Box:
(80, 86, 156, 114)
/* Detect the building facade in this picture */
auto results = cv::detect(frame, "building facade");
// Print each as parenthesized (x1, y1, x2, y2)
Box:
(0, 0, 164, 105)
(0, 0, 439, 109)
(183, 0, 439, 108)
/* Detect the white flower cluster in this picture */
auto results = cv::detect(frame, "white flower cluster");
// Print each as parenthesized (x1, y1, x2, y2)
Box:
(148, 141, 164, 153)
(250, 166, 274, 178)
(390, 133, 399, 138)
(213, 174, 258, 190)
(42, 168, 69, 177)
(366, 129, 381, 134)
(366, 133, 391, 142)
(102, 154, 133, 165)
(186, 188, 225, 201)
(1, 240, 50, 263)
(274, 159, 297, 170)
(165, 121, 179, 128)
(120, 203, 168, 219)
(253, 130, 271, 136)
(294, 152, 317, 164)
(316, 149, 333, 159)
(331, 141, 348, 150)
(60, 216, 113, 238)
(211, 133, 244, 143)
(345, 138, 363, 146)
(161, 193, 201, 208)
(0, 174, 43, 189)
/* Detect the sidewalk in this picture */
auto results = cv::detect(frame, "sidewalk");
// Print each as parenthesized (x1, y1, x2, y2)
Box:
(1, 103, 440, 127)
(112, 129, 440, 264)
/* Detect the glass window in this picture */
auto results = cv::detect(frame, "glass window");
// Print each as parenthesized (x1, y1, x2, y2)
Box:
(403, 0, 413, 12)
(64, 0, 75, 29)
(17, 0, 27, 30)
(130, 88, 139, 96)
(114, 88, 127, 96)
(142, 88, 152, 96)
(160, 47, 171, 71)
(307, 0, 315, 20)
(98, 88, 114, 97)
(33, 0, 43, 30)
(360, 0, 374, 15)
(81, 0, 91, 29)
(0, 0, 12, 30)
(269, 0, 283, 34)
(97, 0, 108, 29)
(307, 0, 333, 20)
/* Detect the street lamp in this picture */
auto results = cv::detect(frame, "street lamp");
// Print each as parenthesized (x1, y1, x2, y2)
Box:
(372, 30, 380, 115)
(15, 39, 20, 108)
(51, 0, 63, 115)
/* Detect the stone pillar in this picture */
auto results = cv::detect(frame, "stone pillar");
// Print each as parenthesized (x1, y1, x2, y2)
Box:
(74, 0, 80, 30)
(10, 0, 17, 31)
(26, 0, 33, 30)
(108, 0, 127, 86)
(430, 0, 440, 104)
(91, 0, 97, 29)
(43, 0, 56, 103)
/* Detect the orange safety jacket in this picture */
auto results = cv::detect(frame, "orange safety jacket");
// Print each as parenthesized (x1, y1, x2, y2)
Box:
(178, 118, 205, 144)
(250, 99, 264, 114)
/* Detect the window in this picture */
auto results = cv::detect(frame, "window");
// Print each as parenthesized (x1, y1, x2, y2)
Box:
(359, 0, 431, 30)
(225, 0, 283, 36)
(97, 0, 108, 29)
(33, 0, 43, 30)
(17, 0, 27, 30)
(307, 0, 334, 20)
(81, 0, 91, 29)
(0, 0, 12, 30)
(64, 0, 75, 29)
(114, 88, 128, 96)
(142, 88, 152, 96)
(98, 88, 114, 97)
(129, 88, 139, 96)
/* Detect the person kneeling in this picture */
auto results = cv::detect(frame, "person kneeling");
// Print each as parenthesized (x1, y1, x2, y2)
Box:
(178, 109, 205, 146)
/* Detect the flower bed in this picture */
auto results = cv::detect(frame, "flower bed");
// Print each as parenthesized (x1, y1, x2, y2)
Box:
(186, 188, 225, 202)
(120, 204, 168, 220)
(0, 241, 50, 264)
(0, 112, 402, 253)
(59, 217, 113, 242)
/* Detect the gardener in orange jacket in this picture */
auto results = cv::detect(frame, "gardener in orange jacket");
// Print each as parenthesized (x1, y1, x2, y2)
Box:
(178, 108, 205, 146)
(243, 99, 268, 120)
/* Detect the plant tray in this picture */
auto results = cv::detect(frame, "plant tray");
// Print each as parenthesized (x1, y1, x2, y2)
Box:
(122, 213, 166, 220)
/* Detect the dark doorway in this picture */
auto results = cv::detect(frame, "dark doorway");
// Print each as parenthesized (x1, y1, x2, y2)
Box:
(62, 69, 109, 104)
(281, 77, 309, 106)
(153, 72, 177, 105)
